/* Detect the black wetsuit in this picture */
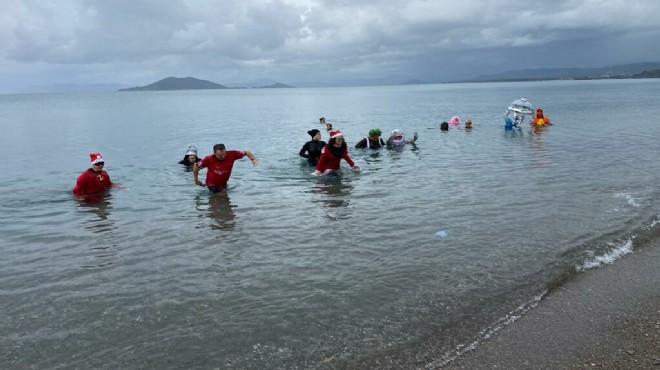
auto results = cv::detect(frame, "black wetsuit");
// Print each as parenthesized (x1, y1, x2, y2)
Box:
(179, 156, 202, 168)
(355, 137, 385, 149)
(299, 140, 326, 166)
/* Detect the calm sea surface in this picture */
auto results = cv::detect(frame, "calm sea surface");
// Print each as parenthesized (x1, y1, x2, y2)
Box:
(1, 80, 660, 369)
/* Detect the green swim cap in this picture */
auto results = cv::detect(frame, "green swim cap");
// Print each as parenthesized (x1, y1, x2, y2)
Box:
(369, 128, 382, 136)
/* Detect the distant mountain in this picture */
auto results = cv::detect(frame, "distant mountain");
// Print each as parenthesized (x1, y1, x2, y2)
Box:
(457, 62, 660, 82)
(632, 68, 660, 78)
(119, 77, 230, 91)
(20, 83, 130, 94)
(257, 82, 293, 88)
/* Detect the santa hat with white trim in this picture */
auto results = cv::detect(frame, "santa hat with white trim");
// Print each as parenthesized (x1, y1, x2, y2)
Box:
(89, 152, 104, 164)
(330, 130, 344, 139)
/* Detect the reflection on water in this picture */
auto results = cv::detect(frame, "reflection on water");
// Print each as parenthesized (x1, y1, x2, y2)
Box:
(387, 143, 420, 162)
(75, 193, 119, 268)
(503, 126, 524, 138)
(313, 179, 353, 220)
(76, 193, 115, 233)
(195, 192, 237, 230)
(530, 125, 551, 168)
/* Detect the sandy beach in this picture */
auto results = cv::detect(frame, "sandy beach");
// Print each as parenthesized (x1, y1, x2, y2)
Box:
(441, 241, 660, 370)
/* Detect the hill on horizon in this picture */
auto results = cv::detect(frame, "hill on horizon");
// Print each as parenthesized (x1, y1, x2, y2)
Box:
(119, 77, 230, 91)
(456, 62, 660, 82)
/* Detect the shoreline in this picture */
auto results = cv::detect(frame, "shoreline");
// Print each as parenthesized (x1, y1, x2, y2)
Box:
(440, 242, 660, 369)
(340, 241, 660, 370)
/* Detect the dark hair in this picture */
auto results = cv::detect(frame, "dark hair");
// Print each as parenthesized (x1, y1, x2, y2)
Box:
(308, 129, 320, 138)
(213, 143, 226, 152)
(440, 122, 449, 131)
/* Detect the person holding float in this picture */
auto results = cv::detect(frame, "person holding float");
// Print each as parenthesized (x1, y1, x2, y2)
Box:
(532, 108, 551, 126)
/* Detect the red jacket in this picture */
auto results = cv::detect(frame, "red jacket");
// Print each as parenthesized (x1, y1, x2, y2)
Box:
(315, 144, 355, 172)
(72, 169, 113, 196)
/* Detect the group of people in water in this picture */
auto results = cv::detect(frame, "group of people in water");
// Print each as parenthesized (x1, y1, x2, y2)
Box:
(73, 144, 259, 196)
(72, 110, 549, 197)
(439, 115, 472, 131)
(299, 117, 422, 176)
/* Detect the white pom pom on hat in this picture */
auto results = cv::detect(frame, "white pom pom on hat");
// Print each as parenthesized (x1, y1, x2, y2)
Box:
(89, 152, 104, 164)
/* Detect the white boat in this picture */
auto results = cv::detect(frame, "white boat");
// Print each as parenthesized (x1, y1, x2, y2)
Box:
(504, 98, 534, 128)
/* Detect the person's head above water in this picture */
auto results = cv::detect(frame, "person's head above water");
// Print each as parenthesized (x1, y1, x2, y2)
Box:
(368, 128, 382, 139)
(329, 130, 345, 145)
(440, 122, 449, 131)
(465, 119, 472, 128)
(389, 129, 406, 145)
(89, 152, 105, 172)
(185, 145, 198, 157)
(326, 123, 333, 131)
(212, 143, 227, 161)
(308, 129, 321, 139)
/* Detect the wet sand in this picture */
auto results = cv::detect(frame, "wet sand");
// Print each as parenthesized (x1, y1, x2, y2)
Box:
(441, 242, 660, 370)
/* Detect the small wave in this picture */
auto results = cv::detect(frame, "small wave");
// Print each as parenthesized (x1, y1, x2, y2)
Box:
(425, 290, 547, 369)
(648, 214, 660, 229)
(576, 238, 633, 271)
(613, 192, 641, 207)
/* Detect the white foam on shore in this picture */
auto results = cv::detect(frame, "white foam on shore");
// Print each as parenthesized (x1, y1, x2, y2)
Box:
(425, 290, 547, 369)
(577, 238, 633, 272)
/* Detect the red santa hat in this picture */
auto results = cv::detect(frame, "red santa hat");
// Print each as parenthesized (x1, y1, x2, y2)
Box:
(89, 152, 104, 164)
(330, 130, 343, 139)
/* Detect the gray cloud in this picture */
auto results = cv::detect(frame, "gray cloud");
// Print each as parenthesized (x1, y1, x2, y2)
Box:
(2, 0, 660, 91)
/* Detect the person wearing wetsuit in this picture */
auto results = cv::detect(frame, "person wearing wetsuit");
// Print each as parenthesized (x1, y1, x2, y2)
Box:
(299, 129, 326, 166)
(72, 152, 114, 196)
(313, 130, 360, 175)
(355, 128, 385, 149)
(179, 145, 201, 168)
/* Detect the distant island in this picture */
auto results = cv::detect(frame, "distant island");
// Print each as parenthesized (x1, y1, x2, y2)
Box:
(257, 82, 293, 88)
(119, 76, 294, 91)
(119, 77, 231, 91)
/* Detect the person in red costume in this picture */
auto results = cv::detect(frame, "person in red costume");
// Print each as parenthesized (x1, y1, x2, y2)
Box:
(193, 143, 258, 193)
(313, 130, 360, 176)
(72, 152, 114, 196)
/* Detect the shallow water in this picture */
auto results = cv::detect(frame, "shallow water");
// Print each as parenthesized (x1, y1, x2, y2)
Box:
(1, 79, 660, 369)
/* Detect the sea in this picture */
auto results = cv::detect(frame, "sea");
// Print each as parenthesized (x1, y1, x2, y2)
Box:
(1, 79, 659, 369)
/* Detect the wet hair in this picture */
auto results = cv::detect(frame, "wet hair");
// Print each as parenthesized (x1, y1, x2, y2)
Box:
(308, 129, 321, 138)
(213, 143, 226, 152)
(440, 122, 449, 131)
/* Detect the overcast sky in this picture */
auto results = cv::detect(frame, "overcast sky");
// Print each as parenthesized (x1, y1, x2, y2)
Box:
(2, 0, 660, 92)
